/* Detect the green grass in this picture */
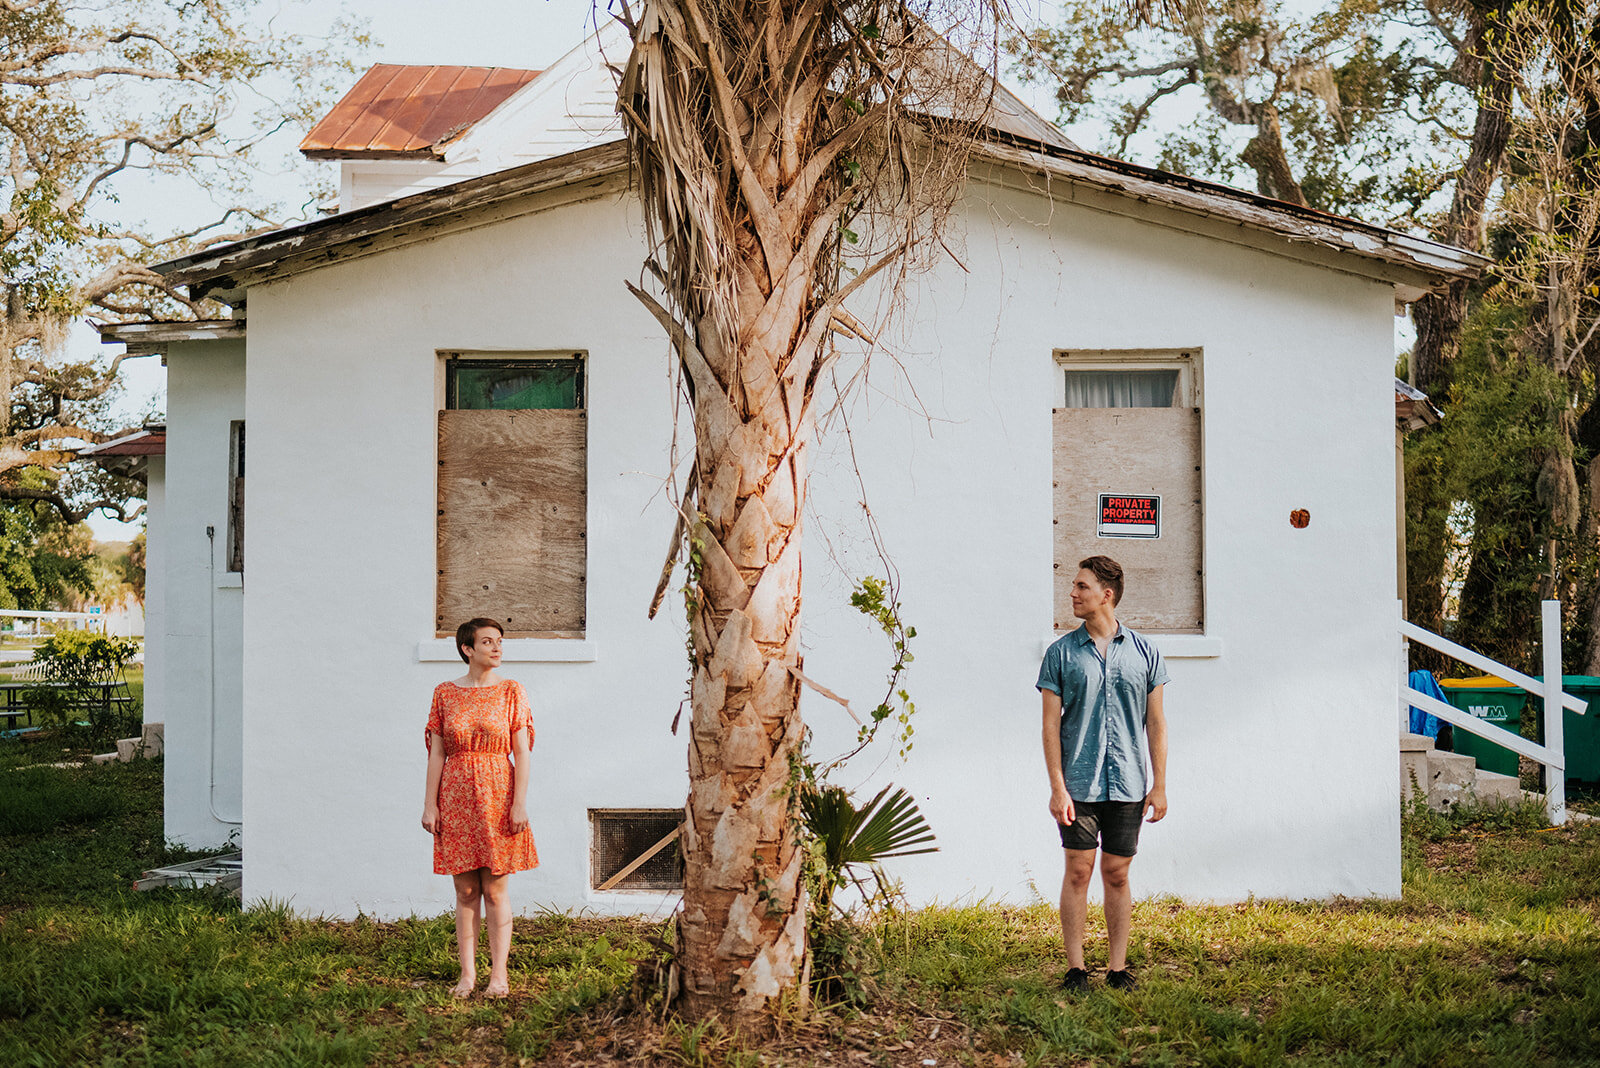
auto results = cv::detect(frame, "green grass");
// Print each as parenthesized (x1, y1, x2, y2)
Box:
(1, 743, 1598, 1066)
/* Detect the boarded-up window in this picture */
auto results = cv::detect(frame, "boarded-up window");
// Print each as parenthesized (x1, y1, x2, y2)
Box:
(437, 355, 586, 638)
(228, 421, 245, 573)
(1053, 353, 1203, 633)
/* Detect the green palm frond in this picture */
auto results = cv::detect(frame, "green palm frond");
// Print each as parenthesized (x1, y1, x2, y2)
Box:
(803, 783, 938, 875)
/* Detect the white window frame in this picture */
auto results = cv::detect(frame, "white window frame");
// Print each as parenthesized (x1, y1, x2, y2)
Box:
(1054, 348, 1203, 408)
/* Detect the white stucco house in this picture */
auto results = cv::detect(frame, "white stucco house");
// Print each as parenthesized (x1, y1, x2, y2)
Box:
(109, 28, 1485, 919)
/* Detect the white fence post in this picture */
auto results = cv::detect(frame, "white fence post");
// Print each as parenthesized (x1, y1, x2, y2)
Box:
(1398, 599, 1411, 732)
(1543, 600, 1566, 826)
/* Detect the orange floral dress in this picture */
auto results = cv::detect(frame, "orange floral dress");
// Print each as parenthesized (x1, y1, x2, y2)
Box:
(426, 679, 539, 875)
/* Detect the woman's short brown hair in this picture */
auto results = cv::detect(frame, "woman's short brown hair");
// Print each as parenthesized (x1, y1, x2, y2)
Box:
(1078, 555, 1125, 605)
(455, 617, 504, 663)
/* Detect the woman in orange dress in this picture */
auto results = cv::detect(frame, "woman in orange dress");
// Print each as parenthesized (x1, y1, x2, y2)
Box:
(421, 617, 538, 998)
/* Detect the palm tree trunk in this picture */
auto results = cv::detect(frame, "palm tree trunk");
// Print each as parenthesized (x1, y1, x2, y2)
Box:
(677, 384, 810, 1025)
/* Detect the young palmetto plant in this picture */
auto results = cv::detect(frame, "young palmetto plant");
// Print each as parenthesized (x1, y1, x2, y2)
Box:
(802, 783, 937, 919)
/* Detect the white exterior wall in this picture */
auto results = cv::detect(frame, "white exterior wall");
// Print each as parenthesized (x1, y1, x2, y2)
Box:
(230, 175, 1400, 918)
(142, 456, 165, 725)
(162, 343, 245, 849)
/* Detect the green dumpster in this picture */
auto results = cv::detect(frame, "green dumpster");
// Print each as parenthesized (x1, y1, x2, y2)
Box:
(1529, 676, 1600, 786)
(1439, 676, 1527, 778)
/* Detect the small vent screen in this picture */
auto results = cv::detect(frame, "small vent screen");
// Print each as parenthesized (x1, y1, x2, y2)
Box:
(590, 809, 684, 891)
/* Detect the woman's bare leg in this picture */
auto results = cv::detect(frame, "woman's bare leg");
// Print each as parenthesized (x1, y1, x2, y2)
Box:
(451, 871, 484, 997)
(482, 871, 513, 996)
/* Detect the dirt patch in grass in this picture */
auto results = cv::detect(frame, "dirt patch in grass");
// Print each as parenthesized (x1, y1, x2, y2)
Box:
(524, 999, 984, 1068)
(1420, 835, 1481, 873)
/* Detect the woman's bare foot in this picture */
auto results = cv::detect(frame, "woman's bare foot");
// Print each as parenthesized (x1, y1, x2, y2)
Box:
(449, 973, 476, 999)
(484, 975, 510, 998)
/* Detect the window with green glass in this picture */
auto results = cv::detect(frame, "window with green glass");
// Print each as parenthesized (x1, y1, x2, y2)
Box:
(446, 357, 584, 410)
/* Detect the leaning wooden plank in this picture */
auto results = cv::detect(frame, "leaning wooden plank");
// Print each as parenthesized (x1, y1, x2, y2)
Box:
(597, 825, 681, 892)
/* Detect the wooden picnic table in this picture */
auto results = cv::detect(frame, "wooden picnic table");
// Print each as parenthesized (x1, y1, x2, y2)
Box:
(0, 680, 133, 730)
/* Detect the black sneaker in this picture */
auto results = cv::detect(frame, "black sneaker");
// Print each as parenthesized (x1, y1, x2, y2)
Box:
(1061, 967, 1090, 992)
(1106, 968, 1137, 990)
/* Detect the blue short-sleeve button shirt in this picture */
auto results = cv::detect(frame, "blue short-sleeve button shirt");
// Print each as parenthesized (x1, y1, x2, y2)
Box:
(1036, 624, 1169, 802)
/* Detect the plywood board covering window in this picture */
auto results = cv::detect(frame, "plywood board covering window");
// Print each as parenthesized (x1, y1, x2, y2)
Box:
(437, 356, 587, 638)
(1053, 354, 1203, 633)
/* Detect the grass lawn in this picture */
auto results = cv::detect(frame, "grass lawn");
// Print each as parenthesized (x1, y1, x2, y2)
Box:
(1, 742, 1597, 1067)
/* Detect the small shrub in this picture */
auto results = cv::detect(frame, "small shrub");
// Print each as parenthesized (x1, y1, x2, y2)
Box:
(24, 631, 139, 745)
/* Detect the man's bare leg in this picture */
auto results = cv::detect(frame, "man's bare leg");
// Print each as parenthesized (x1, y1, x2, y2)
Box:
(1059, 849, 1098, 970)
(451, 871, 484, 997)
(482, 872, 513, 997)
(1101, 853, 1134, 972)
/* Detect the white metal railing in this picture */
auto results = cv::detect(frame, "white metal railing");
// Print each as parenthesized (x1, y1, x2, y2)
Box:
(0, 608, 107, 633)
(1400, 600, 1588, 825)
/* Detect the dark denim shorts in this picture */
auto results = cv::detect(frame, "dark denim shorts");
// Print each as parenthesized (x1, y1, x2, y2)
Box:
(1058, 800, 1144, 857)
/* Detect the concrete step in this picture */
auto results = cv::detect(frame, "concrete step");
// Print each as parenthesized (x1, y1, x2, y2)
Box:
(1424, 750, 1481, 812)
(1401, 732, 1436, 802)
(1473, 768, 1521, 804)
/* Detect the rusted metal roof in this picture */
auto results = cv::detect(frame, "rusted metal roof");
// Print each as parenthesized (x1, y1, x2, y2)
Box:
(79, 427, 166, 457)
(301, 65, 541, 160)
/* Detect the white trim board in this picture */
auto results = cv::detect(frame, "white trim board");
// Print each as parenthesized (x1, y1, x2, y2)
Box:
(414, 639, 597, 663)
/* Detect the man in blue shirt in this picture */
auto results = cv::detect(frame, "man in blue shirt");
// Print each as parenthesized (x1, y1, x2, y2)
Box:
(1037, 555, 1169, 992)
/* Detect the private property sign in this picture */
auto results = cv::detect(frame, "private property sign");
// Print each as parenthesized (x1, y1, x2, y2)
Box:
(1098, 493, 1161, 538)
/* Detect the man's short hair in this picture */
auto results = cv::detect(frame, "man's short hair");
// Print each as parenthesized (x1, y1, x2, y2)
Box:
(1078, 555, 1125, 605)
(455, 617, 504, 663)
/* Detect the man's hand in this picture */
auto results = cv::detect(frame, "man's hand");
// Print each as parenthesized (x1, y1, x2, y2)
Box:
(1050, 788, 1075, 826)
(422, 804, 439, 834)
(509, 803, 530, 835)
(1143, 786, 1168, 823)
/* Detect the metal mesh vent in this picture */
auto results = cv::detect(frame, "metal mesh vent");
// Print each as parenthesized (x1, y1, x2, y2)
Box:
(590, 809, 683, 891)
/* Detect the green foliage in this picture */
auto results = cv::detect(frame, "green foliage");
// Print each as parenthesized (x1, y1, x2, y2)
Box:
(847, 575, 917, 759)
(25, 630, 140, 743)
(797, 779, 937, 1007)
(32, 630, 138, 686)
(1406, 291, 1595, 668)
(1011, 0, 1466, 223)
(801, 783, 938, 919)
(0, 495, 96, 611)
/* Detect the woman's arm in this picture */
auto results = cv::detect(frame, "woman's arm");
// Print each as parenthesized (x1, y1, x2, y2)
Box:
(422, 733, 446, 833)
(508, 726, 531, 834)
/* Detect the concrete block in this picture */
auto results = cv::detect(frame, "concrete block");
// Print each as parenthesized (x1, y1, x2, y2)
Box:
(1428, 750, 1476, 790)
(91, 752, 118, 765)
(1472, 769, 1521, 805)
(1425, 750, 1479, 812)
(116, 737, 142, 763)
(1401, 749, 1429, 803)
(140, 722, 164, 757)
(1400, 732, 1435, 752)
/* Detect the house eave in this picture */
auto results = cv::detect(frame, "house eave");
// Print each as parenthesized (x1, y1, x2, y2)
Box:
(301, 147, 445, 162)
(969, 138, 1485, 296)
(154, 133, 1484, 301)
(155, 139, 632, 301)
(96, 318, 246, 355)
